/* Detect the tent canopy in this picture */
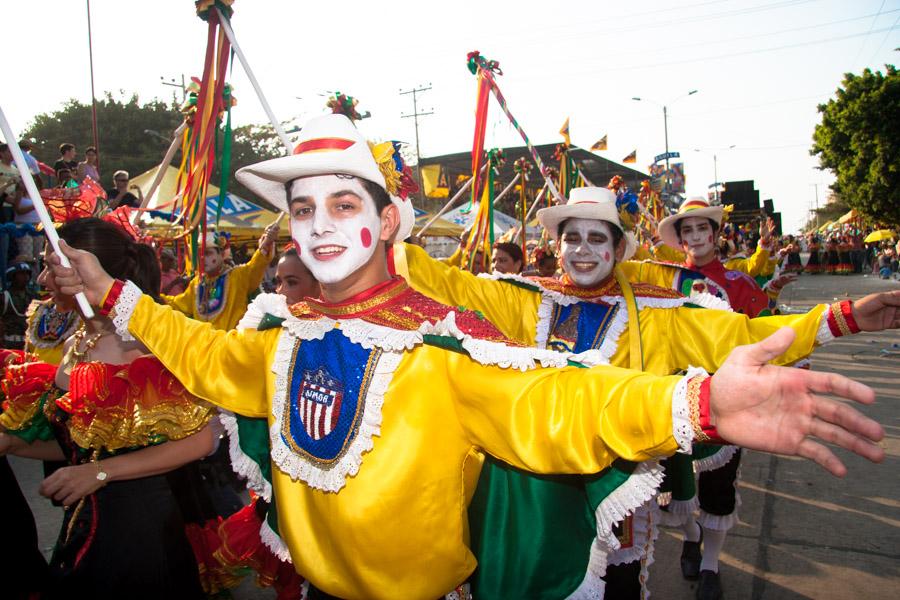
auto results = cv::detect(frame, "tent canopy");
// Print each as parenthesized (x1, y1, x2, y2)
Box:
(132, 166, 279, 238)
(413, 208, 464, 237)
(838, 209, 858, 224)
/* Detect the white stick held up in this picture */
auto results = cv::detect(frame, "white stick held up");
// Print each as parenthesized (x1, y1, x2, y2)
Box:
(0, 105, 94, 318)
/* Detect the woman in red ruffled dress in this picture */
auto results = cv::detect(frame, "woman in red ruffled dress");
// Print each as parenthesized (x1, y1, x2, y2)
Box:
(0, 219, 229, 599)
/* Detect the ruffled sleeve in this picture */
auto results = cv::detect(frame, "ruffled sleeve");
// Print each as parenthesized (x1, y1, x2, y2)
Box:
(0, 350, 58, 443)
(56, 356, 216, 452)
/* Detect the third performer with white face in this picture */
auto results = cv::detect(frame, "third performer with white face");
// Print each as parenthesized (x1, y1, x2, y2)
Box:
(559, 218, 619, 287)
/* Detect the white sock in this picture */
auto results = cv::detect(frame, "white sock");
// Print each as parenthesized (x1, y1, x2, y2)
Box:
(700, 528, 727, 573)
(682, 518, 701, 543)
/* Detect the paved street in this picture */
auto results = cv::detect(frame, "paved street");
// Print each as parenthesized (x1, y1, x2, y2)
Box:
(8, 273, 899, 599)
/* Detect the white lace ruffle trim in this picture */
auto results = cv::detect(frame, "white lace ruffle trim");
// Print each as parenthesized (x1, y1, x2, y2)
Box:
(673, 367, 706, 454)
(566, 460, 664, 599)
(236, 293, 290, 331)
(260, 517, 292, 563)
(697, 491, 742, 532)
(111, 281, 142, 342)
(607, 502, 659, 567)
(693, 444, 739, 474)
(815, 305, 835, 345)
(218, 410, 272, 501)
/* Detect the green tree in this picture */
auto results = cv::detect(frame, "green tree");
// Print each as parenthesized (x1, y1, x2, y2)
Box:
(23, 93, 182, 188)
(811, 65, 900, 225)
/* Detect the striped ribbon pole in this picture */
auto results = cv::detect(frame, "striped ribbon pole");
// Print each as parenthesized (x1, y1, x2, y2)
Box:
(482, 71, 563, 203)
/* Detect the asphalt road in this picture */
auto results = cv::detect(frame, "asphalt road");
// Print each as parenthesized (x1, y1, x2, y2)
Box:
(8, 273, 899, 599)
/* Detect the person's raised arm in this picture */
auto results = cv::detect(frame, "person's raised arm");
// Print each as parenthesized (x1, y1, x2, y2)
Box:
(48, 241, 275, 417)
(394, 242, 542, 343)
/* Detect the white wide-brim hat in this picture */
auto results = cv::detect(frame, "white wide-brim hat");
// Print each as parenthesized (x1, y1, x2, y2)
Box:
(658, 197, 724, 249)
(536, 187, 637, 260)
(235, 114, 416, 240)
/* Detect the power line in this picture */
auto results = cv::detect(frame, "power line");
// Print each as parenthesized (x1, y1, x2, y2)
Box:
(556, 25, 900, 76)
(851, 0, 887, 66)
(870, 12, 900, 62)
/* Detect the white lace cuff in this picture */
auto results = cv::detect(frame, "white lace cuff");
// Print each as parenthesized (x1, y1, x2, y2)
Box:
(673, 366, 707, 453)
(815, 305, 835, 345)
(111, 280, 142, 342)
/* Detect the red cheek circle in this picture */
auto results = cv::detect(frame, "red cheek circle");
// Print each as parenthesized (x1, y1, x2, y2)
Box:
(360, 227, 373, 248)
(707, 235, 713, 243)
(603, 251, 611, 262)
(293, 240, 302, 255)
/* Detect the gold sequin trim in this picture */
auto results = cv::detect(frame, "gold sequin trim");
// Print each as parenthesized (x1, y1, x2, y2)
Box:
(688, 375, 709, 443)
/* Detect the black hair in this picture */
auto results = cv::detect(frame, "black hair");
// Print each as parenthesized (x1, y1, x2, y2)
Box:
(674, 218, 719, 242)
(493, 242, 524, 266)
(556, 219, 624, 248)
(85, 146, 97, 154)
(59, 142, 75, 155)
(0, 143, 8, 153)
(58, 218, 161, 301)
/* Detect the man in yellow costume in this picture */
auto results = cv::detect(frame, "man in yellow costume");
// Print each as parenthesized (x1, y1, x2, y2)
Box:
(163, 225, 279, 331)
(45, 115, 887, 600)
(391, 187, 900, 599)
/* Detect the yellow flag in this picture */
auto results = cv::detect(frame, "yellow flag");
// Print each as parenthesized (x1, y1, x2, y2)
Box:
(559, 117, 571, 146)
(421, 164, 449, 199)
(590, 135, 607, 151)
(623, 150, 637, 164)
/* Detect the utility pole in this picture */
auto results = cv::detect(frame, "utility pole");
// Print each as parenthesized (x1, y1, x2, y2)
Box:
(400, 84, 433, 198)
(812, 183, 820, 230)
(161, 74, 187, 104)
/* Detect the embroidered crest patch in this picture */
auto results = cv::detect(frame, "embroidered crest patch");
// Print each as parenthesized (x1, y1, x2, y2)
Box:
(548, 301, 619, 354)
(197, 273, 228, 320)
(281, 330, 381, 465)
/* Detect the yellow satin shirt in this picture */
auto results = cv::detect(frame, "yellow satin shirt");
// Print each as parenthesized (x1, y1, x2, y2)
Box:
(395, 243, 823, 375)
(125, 285, 687, 599)
(645, 242, 771, 277)
(162, 247, 271, 331)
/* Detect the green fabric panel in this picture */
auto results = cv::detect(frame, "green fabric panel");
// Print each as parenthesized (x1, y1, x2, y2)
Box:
(496, 278, 541, 293)
(661, 453, 697, 502)
(235, 414, 272, 484)
(583, 459, 636, 509)
(693, 443, 725, 461)
(422, 334, 466, 354)
(469, 458, 594, 599)
(257, 313, 285, 331)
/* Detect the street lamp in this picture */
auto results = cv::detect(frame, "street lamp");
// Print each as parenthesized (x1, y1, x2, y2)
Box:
(693, 145, 736, 204)
(632, 89, 698, 201)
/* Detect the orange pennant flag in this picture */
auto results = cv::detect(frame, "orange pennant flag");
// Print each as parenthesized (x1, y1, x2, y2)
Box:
(622, 150, 637, 164)
(590, 135, 608, 151)
(559, 117, 571, 146)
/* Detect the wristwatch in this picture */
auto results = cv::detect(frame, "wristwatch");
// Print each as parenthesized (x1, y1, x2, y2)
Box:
(94, 460, 109, 483)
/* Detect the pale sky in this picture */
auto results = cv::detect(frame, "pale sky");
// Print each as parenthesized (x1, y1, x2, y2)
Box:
(4, 0, 899, 232)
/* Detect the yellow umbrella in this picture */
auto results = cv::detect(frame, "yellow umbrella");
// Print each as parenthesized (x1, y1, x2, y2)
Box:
(864, 229, 896, 243)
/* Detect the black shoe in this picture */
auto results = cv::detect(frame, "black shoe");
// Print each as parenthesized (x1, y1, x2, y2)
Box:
(681, 536, 702, 580)
(696, 569, 723, 600)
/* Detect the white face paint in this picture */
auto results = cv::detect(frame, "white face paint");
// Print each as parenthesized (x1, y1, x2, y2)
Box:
(560, 218, 617, 287)
(288, 174, 382, 284)
(678, 216, 717, 264)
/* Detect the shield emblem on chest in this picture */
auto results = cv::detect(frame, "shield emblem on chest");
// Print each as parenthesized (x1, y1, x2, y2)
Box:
(281, 331, 381, 465)
(298, 367, 344, 441)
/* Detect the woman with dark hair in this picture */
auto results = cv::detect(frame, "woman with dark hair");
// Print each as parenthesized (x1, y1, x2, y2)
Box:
(491, 241, 525, 274)
(0, 218, 220, 599)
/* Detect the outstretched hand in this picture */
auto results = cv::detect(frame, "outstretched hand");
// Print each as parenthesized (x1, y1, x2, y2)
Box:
(709, 327, 884, 477)
(851, 290, 900, 332)
(46, 241, 114, 307)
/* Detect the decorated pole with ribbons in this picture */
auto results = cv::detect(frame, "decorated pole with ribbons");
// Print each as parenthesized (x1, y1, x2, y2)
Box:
(513, 157, 533, 258)
(466, 51, 563, 204)
(416, 164, 487, 237)
(0, 105, 94, 317)
(491, 176, 519, 207)
(462, 148, 505, 272)
(213, 3, 292, 154)
(518, 181, 549, 243)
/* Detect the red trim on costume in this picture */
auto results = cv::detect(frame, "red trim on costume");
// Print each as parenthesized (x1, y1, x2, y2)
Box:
(99, 280, 125, 317)
(292, 138, 355, 155)
(698, 377, 725, 444)
(841, 300, 860, 334)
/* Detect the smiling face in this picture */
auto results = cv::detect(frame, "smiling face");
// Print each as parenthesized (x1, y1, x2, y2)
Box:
(491, 248, 522, 274)
(678, 216, 718, 265)
(560, 218, 619, 287)
(203, 247, 224, 276)
(289, 174, 385, 285)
